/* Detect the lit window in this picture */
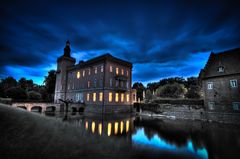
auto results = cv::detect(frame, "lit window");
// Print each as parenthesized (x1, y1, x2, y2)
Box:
(232, 102, 240, 110)
(121, 93, 124, 102)
(115, 93, 119, 102)
(107, 123, 112, 136)
(88, 81, 90, 88)
(230, 79, 237, 88)
(77, 71, 80, 79)
(93, 93, 96, 102)
(95, 67, 97, 74)
(114, 122, 118, 135)
(88, 68, 91, 75)
(109, 92, 112, 102)
(208, 102, 215, 110)
(126, 94, 129, 102)
(110, 78, 113, 87)
(110, 65, 113, 72)
(98, 123, 102, 135)
(116, 67, 119, 75)
(101, 65, 104, 72)
(127, 70, 129, 76)
(92, 121, 95, 133)
(99, 92, 103, 102)
(87, 93, 90, 101)
(207, 82, 213, 90)
(218, 66, 224, 73)
(121, 69, 124, 75)
(83, 70, 85, 77)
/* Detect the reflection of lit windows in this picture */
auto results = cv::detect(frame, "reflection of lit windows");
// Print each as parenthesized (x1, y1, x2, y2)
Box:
(116, 67, 119, 75)
(107, 123, 112, 136)
(87, 93, 90, 101)
(207, 82, 213, 90)
(92, 121, 95, 133)
(109, 92, 112, 102)
(93, 93, 96, 102)
(101, 65, 104, 72)
(85, 121, 88, 130)
(88, 81, 90, 88)
(98, 123, 102, 135)
(120, 121, 124, 134)
(99, 92, 103, 102)
(95, 67, 97, 74)
(83, 70, 85, 77)
(121, 93, 124, 102)
(230, 79, 237, 88)
(114, 122, 118, 135)
(77, 71, 80, 79)
(110, 65, 113, 72)
(126, 94, 129, 102)
(126, 120, 129, 133)
(115, 93, 119, 102)
(121, 69, 124, 75)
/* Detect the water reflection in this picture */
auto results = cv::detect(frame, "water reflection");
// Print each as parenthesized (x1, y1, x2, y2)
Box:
(132, 128, 208, 159)
(43, 113, 240, 159)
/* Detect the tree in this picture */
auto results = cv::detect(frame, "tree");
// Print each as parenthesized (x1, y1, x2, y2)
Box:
(156, 83, 186, 98)
(145, 89, 154, 102)
(185, 85, 201, 99)
(1, 76, 17, 90)
(132, 82, 145, 101)
(44, 70, 56, 101)
(4, 87, 27, 100)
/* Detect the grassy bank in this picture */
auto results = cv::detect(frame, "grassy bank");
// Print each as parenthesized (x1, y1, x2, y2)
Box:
(0, 104, 134, 159)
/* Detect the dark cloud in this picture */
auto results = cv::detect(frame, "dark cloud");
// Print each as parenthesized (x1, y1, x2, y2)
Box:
(0, 0, 240, 84)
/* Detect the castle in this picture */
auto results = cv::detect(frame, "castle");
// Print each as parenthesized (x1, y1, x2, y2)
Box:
(54, 41, 133, 113)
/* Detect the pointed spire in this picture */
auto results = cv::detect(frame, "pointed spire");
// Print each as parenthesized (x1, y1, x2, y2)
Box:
(64, 40, 71, 57)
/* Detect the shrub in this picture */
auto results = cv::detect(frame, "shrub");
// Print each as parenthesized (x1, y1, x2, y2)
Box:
(185, 86, 200, 99)
(156, 83, 186, 98)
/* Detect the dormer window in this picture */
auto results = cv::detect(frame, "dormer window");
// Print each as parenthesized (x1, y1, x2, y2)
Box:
(217, 66, 224, 73)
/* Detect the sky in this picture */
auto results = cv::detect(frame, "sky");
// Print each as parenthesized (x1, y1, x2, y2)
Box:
(0, 0, 240, 85)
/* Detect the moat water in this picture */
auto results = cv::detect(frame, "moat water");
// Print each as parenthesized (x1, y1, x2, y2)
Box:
(43, 112, 240, 159)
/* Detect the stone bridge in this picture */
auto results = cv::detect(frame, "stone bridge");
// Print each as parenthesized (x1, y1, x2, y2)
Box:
(12, 103, 61, 113)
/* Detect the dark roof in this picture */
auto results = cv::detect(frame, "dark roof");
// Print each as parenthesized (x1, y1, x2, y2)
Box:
(68, 53, 132, 71)
(199, 48, 240, 79)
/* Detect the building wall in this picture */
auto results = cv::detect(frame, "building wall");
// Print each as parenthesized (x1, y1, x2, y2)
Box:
(202, 74, 240, 112)
(55, 58, 132, 113)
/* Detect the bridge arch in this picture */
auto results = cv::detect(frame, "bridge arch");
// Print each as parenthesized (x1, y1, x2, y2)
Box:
(31, 106, 42, 113)
(17, 106, 27, 110)
(46, 106, 56, 112)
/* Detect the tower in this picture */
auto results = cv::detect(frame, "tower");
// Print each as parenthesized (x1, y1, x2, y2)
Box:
(54, 41, 76, 103)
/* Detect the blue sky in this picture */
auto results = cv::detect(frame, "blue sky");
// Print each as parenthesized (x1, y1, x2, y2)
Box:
(0, 0, 240, 85)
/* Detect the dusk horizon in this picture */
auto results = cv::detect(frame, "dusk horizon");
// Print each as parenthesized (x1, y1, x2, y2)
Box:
(1, 0, 240, 85)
